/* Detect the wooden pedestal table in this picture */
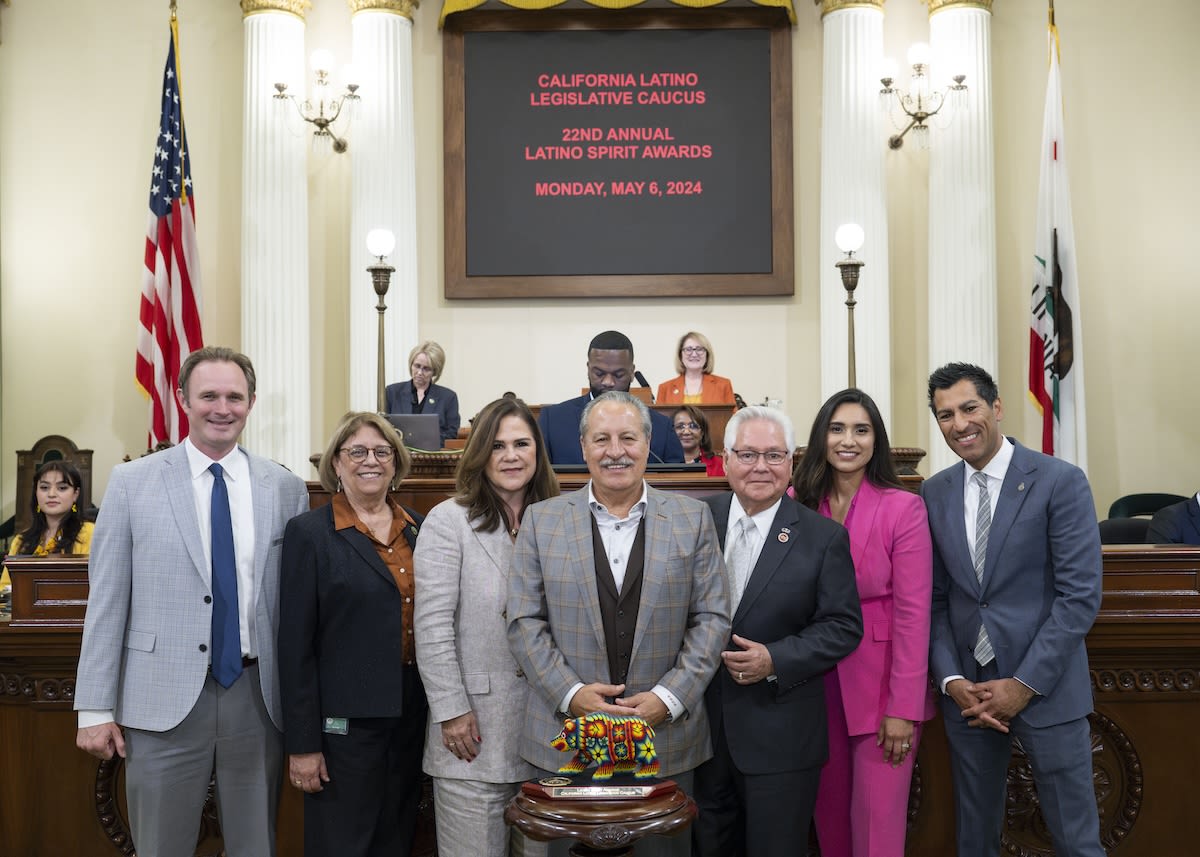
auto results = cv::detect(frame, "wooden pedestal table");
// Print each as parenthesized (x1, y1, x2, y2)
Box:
(505, 779, 695, 857)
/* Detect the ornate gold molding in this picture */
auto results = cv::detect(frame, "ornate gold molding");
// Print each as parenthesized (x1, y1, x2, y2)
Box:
(924, 0, 993, 16)
(816, 0, 885, 17)
(349, 0, 419, 18)
(240, 0, 312, 20)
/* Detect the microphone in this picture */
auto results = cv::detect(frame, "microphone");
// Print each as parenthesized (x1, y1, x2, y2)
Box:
(634, 371, 654, 403)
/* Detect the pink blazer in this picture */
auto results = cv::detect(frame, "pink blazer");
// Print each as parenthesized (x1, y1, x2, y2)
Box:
(656, 373, 735, 405)
(826, 481, 936, 735)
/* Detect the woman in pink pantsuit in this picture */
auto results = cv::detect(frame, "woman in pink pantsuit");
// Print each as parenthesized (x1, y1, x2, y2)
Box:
(794, 389, 936, 857)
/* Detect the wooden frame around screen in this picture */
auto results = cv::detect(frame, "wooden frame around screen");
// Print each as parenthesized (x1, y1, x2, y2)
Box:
(443, 8, 794, 299)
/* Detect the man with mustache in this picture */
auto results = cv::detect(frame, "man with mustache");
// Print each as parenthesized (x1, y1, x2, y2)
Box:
(508, 391, 730, 857)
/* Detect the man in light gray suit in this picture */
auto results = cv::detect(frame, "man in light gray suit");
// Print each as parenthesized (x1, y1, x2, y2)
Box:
(507, 391, 730, 857)
(922, 363, 1104, 857)
(75, 346, 309, 857)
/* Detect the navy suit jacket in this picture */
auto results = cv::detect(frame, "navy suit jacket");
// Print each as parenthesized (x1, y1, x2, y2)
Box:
(278, 502, 424, 755)
(384, 380, 461, 443)
(920, 439, 1102, 728)
(537, 394, 685, 465)
(702, 494, 862, 774)
(1147, 496, 1200, 544)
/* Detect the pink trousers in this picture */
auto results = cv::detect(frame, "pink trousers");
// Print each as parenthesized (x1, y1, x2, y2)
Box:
(813, 670, 922, 857)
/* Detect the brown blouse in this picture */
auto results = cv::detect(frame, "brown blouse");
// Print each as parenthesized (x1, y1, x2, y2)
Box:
(331, 493, 418, 665)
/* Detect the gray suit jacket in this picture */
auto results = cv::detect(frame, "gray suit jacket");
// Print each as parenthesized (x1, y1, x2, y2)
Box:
(920, 439, 1102, 727)
(506, 484, 730, 777)
(414, 498, 536, 783)
(75, 443, 309, 731)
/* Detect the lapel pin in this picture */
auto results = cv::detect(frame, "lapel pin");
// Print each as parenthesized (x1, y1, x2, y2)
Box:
(778, 532, 789, 543)
(1018, 482, 1025, 492)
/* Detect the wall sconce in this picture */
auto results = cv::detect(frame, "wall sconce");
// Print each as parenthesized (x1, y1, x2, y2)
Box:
(879, 42, 967, 150)
(834, 223, 865, 388)
(366, 228, 396, 413)
(274, 49, 359, 154)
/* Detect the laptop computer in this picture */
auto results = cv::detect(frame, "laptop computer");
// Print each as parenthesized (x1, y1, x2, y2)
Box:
(385, 413, 442, 451)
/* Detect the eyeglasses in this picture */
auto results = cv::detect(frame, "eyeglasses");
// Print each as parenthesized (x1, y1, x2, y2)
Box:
(681, 346, 707, 355)
(729, 448, 790, 466)
(411, 364, 434, 375)
(674, 422, 700, 431)
(339, 445, 395, 463)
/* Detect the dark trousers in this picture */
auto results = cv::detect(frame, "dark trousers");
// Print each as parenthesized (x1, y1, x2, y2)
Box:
(303, 665, 428, 857)
(692, 726, 820, 857)
(941, 662, 1104, 857)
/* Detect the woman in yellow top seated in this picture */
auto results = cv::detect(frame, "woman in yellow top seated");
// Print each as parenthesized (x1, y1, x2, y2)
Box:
(1, 461, 93, 589)
(656, 331, 736, 405)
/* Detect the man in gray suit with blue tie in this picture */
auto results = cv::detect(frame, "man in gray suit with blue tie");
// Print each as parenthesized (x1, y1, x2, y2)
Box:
(508, 391, 730, 857)
(75, 347, 309, 857)
(922, 363, 1104, 857)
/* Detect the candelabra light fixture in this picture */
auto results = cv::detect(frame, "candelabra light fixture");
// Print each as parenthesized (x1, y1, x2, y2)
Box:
(879, 42, 967, 150)
(834, 223, 865, 388)
(366, 228, 397, 413)
(274, 49, 359, 154)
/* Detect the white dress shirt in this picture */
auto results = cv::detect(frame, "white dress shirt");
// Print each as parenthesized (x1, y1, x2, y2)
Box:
(184, 439, 257, 659)
(940, 438, 1038, 695)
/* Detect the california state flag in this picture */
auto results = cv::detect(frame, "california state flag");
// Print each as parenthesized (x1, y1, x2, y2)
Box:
(1028, 18, 1087, 472)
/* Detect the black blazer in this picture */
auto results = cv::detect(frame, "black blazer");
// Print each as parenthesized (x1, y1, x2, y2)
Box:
(703, 493, 862, 774)
(1148, 497, 1200, 545)
(537, 393, 686, 465)
(384, 380, 461, 443)
(278, 501, 423, 755)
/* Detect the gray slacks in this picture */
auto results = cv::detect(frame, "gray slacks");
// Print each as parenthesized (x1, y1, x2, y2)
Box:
(124, 664, 282, 857)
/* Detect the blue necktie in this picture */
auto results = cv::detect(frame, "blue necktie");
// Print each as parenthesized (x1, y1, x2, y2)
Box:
(210, 463, 242, 688)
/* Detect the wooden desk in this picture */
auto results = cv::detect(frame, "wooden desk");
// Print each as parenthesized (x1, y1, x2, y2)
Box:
(4, 518, 1197, 855)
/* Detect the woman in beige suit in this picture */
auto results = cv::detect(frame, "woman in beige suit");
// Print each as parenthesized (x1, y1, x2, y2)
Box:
(414, 397, 559, 857)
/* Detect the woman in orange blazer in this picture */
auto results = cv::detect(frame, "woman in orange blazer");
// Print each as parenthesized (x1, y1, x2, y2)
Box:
(794, 388, 935, 857)
(655, 331, 735, 404)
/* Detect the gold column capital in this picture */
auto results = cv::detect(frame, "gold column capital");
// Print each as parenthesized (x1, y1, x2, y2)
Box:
(349, 0, 419, 17)
(815, 0, 886, 16)
(924, 0, 993, 15)
(240, 0, 312, 20)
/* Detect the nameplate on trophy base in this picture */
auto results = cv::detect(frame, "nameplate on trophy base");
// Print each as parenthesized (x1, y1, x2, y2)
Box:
(524, 776, 677, 801)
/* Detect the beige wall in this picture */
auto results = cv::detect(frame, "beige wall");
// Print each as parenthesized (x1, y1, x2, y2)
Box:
(1, 0, 1197, 522)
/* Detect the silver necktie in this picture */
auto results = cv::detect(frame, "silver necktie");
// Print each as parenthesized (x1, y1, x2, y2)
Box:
(726, 516, 757, 613)
(973, 471, 995, 666)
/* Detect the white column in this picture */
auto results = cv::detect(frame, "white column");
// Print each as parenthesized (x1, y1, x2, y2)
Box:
(819, 1, 892, 425)
(241, 2, 311, 473)
(349, 1, 419, 412)
(927, 0, 996, 474)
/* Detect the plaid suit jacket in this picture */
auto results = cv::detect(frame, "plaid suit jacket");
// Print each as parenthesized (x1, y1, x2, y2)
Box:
(75, 442, 309, 731)
(506, 484, 730, 776)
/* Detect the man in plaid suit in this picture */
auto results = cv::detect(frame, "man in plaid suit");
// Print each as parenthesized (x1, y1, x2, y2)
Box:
(508, 391, 730, 857)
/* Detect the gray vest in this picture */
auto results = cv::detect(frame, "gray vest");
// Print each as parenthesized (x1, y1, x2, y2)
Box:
(590, 515, 646, 687)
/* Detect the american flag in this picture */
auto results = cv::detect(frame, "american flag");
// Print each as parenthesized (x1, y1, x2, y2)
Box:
(135, 19, 203, 446)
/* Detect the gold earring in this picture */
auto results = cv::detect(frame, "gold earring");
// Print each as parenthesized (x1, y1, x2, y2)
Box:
(72, 503, 78, 512)
(36, 504, 41, 513)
